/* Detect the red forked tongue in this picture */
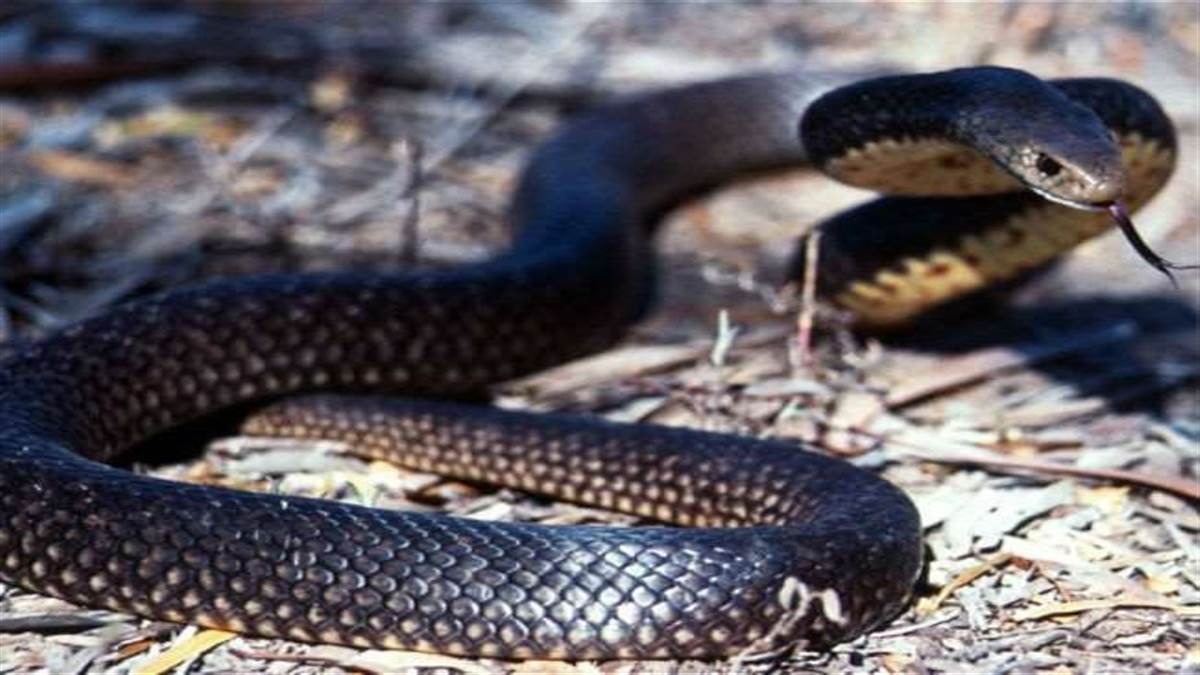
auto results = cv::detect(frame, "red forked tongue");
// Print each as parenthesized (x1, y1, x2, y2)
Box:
(1107, 201, 1198, 288)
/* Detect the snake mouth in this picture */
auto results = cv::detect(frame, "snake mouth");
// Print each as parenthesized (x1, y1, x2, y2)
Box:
(1026, 183, 1110, 211)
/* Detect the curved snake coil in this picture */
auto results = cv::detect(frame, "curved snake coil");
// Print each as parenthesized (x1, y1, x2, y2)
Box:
(0, 66, 1177, 659)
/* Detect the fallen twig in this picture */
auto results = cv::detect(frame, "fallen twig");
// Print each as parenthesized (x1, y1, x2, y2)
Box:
(872, 423, 1199, 500)
(1012, 597, 1200, 621)
(792, 230, 822, 371)
(923, 552, 1017, 613)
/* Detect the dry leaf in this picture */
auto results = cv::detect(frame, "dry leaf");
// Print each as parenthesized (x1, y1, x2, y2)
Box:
(131, 629, 236, 675)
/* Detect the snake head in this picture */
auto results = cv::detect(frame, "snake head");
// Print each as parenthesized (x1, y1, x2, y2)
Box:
(956, 67, 1194, 282)
(1004, 126, 1125, 210)
(950, 66, 1126, 210)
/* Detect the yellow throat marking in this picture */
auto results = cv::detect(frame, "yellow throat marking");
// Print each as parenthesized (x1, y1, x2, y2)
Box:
(835, 134, 1175, 328)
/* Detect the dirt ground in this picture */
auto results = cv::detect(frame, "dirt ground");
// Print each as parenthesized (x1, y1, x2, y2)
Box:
(0, 2, 1197, 674)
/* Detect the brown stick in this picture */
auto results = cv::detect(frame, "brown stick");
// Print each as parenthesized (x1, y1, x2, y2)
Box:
(792, 230, 822, 371)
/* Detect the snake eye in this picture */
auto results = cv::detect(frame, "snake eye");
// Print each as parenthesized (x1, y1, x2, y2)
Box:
(1036, 153, 1062, 178)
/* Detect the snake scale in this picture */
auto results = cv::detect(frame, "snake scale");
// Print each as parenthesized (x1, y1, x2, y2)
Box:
(0, 67, 1178, 659)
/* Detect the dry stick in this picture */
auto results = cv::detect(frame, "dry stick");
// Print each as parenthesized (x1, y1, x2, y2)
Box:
(1013, 597, 1200, 621)
(929, 451, 1199, 500)
(710, 309, 740, 367)
(926, 552, 1015, 611)
(869, 610, 960, 639)
(866, 424, 1200, 500)
(0, 611, 129, 633)
(224, 650, 388, 675)
(226, 648, 501, 675)
(793, 230, 822, 371)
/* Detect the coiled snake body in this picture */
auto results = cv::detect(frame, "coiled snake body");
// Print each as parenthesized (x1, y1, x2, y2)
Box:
(0, 67, 1177, 659)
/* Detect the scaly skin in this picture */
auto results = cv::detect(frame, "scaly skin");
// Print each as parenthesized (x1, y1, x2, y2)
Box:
(0, 68, 1175, 658)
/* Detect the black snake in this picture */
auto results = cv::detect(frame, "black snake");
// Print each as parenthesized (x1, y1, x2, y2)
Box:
(0, 66, 1178, 659)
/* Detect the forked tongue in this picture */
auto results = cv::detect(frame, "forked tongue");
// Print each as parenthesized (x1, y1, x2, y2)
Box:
(1107, 201, 1197, 288)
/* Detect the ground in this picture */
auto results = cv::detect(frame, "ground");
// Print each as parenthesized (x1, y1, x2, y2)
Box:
(0, 2, 1197, 674)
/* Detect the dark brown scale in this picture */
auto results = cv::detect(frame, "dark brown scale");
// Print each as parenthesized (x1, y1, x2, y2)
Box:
(0, 68, 1176, 659)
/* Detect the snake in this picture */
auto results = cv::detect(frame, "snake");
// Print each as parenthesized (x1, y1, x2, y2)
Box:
(0, 66, 1179, 660)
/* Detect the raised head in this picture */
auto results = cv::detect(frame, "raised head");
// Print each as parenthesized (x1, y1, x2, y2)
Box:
(801, 66, 1192, 282)
(941, 66, 1126, 209)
